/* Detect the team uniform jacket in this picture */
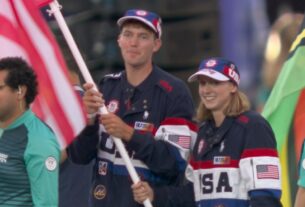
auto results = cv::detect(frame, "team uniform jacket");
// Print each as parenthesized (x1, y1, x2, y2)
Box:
(0, 110, 60, 206)
(68, 65, 197, 207)
(154, 111, 282, 207)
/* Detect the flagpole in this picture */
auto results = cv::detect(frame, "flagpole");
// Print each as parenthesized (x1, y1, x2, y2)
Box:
(48, 1, 153, 207)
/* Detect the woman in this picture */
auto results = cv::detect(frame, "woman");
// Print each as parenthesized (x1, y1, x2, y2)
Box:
(132, 57, 282, 207)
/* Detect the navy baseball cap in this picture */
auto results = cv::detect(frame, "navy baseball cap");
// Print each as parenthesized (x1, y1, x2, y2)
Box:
(117, 9, 162, 38)
(188, 58, 240, 86)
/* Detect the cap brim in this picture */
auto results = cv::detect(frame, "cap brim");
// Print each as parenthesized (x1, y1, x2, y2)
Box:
(188, 69, 230, 82)
(117, 16, 157, 34)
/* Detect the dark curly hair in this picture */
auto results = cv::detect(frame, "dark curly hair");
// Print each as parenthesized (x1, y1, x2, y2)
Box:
(0, 57, 38, 107)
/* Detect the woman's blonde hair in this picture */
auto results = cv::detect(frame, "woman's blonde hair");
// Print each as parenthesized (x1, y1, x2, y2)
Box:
(196, 90, 251, 122)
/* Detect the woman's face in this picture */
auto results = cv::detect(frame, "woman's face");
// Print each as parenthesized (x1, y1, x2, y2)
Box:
(198, 76, 237, 114)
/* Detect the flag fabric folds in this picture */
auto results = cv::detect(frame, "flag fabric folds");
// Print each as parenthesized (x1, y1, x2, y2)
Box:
(262, 14, 305, 207)
(0, 0, 86, 148)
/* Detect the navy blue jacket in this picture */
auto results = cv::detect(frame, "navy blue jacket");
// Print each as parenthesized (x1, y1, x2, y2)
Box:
(153, 111, 282, 207)
(68, 65, 196, 207)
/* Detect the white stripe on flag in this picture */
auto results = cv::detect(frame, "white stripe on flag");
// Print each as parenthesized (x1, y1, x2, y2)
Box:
(0, 36, 30, 61)
(0, 0, 15, 22)
(38, 97, 65, 147)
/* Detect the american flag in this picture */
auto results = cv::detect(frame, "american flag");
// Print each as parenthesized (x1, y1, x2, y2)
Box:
(168, 134, 191, 149)
(256, 164, 279, 179)
(0, 0, 86, 148)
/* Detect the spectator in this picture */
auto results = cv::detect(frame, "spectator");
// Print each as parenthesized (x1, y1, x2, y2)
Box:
(0, 57, 60, 206)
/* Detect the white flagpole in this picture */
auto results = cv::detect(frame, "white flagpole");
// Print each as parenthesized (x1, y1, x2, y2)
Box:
(48, 1, 153, 207)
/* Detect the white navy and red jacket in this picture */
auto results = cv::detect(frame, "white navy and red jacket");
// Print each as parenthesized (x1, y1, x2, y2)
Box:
(153, 111, 282, 207)
(68, 65, 197, 207)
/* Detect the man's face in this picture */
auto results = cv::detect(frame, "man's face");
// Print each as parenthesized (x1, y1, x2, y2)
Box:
(117, 22, 161, 69)
(0, 70, 19, 123)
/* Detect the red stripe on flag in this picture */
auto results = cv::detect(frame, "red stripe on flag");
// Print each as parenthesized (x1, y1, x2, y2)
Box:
(0, 16, 24, 45)
(34, 0, 53, 7)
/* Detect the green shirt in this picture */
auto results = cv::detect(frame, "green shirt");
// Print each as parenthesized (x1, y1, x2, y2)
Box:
(0, 110, 60, 206)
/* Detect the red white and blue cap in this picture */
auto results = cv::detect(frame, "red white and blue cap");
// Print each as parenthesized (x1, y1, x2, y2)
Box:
(188, 58, 240, 86)
(117, 9, 162, 38)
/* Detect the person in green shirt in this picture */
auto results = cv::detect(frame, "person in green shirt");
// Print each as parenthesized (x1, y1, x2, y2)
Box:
(0, 57, 60, 207)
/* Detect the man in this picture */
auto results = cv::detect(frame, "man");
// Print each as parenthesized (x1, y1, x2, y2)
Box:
(0, 57, 60, 206)
(68, 9, 196, 207)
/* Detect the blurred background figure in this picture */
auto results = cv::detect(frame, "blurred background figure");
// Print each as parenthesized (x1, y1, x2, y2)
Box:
(256, 12, 304, 112)
(219, 0, 269, 108)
